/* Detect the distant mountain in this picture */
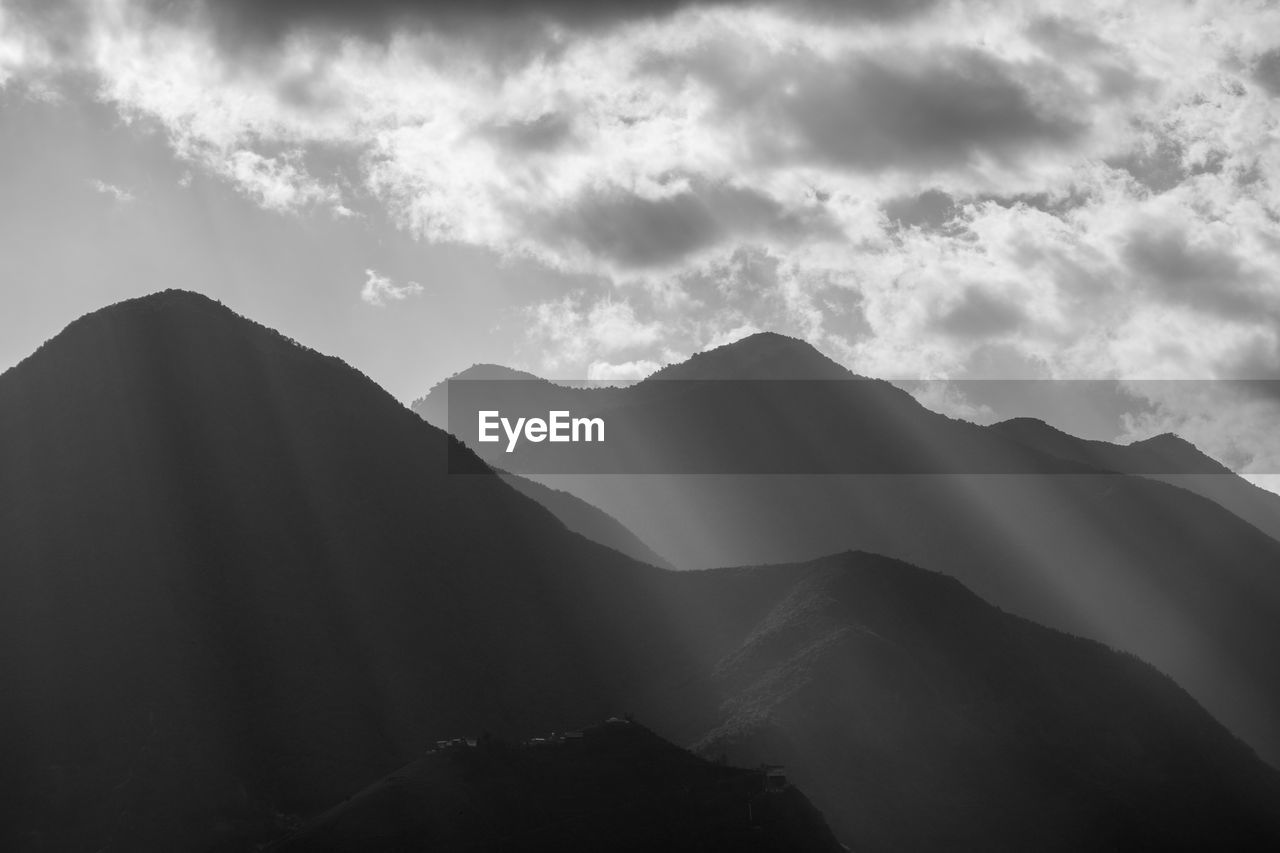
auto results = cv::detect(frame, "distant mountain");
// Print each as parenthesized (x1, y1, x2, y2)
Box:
(271, 720, 844, 853)
(991, 416, 1280, 543)
(419, 333, 1280, 768)
(5, 295, 1280, 851)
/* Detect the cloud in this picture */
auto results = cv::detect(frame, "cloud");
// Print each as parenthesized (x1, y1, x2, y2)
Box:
(648, 41, 1100, 176)
(87, 178, 136, 204)
(769, 50, 1090, 172)
(526, 296, 663, 367)
(586, 358, 660, 382)
(480, 112, 576, 153)
(932, 286, 1028, 339)
(1123, 228, 1274, 323)
(1107, 135, 1189, 194)
(152, 0, 944, 51)
(1253, 48, 1280, 97)
(360, 269, 424, 306)
(883, 189, 958, 231)
(527, 179, 840, 270)
(220, 149, 343, 212)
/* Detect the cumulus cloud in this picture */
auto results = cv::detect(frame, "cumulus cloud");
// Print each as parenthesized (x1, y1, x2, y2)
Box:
(360, 269, 424, 306)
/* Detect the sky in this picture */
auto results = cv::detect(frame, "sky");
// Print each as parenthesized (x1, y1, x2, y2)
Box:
(2, 0, 1280, 483)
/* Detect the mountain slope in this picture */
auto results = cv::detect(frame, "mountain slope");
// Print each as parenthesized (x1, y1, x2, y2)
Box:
(991, 416, 1280, 543)
(420, 333, 1280, 767)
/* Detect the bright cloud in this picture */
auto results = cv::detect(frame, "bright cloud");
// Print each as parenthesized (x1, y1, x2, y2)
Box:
(360, 268, 423, 307)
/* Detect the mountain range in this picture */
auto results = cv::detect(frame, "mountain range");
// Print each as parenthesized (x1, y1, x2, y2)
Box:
(417, 333, 1280, 770)
(3, 292, 1280, 850)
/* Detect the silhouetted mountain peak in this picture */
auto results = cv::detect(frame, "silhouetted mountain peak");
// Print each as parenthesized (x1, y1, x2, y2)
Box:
(10, 288, 322, 379)
(647, 332, 856, 381)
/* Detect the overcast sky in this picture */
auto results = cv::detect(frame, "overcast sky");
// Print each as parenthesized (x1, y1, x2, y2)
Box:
(2, 0, 1280, 481)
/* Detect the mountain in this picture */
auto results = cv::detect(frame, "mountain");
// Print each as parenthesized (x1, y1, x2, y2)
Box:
(5, 294, 1280, 851)
(271, 720, 844, 853)
(417, 333, 1280, 768)
(0, 291, 699, 851)
(991, 416, 1280, 543)
(647, 330, 855, 381)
